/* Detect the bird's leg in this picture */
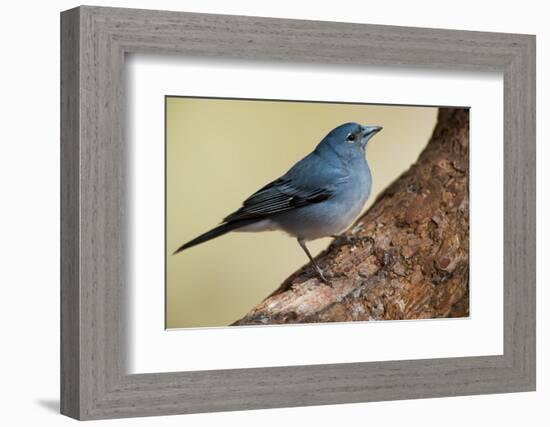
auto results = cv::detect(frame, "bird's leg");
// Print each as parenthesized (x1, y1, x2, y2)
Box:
(297, 238, 329, 285)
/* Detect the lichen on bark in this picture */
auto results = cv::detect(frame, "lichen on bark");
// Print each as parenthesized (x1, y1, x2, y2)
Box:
(233, 108, 470, 326)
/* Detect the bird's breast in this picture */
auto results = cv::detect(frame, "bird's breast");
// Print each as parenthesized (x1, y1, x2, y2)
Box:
(334, 167, 371, 230)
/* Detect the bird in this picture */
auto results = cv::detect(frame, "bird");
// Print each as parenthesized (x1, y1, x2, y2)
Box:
(173, 122, 383, 283)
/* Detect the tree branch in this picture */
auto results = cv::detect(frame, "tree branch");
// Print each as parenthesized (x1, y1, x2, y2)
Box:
(233, 108, 469, 326)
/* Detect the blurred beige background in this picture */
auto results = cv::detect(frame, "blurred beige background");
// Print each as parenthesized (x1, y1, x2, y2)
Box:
(166, 97, 438, 328)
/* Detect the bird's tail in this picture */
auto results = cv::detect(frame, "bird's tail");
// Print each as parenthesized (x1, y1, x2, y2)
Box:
(172, 219, 257, 255)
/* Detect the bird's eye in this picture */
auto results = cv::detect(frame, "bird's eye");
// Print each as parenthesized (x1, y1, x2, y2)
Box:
(346, 133, 356, 142)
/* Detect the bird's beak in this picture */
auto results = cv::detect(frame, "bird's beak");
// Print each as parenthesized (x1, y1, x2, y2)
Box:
(361, 125, 383, 138)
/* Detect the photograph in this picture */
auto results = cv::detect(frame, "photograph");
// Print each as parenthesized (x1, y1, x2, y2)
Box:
(166, 97, 470, 329)
(55, 4, 537, 421)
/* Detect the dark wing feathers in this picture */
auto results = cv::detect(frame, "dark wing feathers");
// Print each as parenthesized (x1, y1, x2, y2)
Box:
(173, 178, 332, 254)
(223, 150, 348, 224)
(223, 177, 332, 223)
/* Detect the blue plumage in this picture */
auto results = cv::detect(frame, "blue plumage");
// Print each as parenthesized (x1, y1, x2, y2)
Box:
(174, 122, 383, 283)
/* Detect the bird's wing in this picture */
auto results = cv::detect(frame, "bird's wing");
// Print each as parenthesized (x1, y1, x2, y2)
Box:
(222, 177, 333, 223)
(223, 151, 348, 223)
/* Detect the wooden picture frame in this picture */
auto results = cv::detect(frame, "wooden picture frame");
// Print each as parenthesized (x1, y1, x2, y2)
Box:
(60, 5, 536, 420)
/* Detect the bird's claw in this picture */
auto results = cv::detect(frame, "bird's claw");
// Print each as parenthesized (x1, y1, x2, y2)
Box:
(314, 267, 332, 287)
(332, 234, 374, 248)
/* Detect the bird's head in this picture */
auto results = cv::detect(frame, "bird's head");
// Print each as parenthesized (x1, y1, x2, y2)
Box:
(317, 122, 383, 159)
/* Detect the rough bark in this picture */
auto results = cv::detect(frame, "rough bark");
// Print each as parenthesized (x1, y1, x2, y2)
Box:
(233, 108, 469, 326)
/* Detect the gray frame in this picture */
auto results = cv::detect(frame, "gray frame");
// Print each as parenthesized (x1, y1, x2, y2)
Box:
(60, 5, 536, 420)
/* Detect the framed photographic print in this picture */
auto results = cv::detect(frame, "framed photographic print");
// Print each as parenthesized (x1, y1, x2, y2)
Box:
(60, 5, 536, 420)
(164, 98, 466, 330)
